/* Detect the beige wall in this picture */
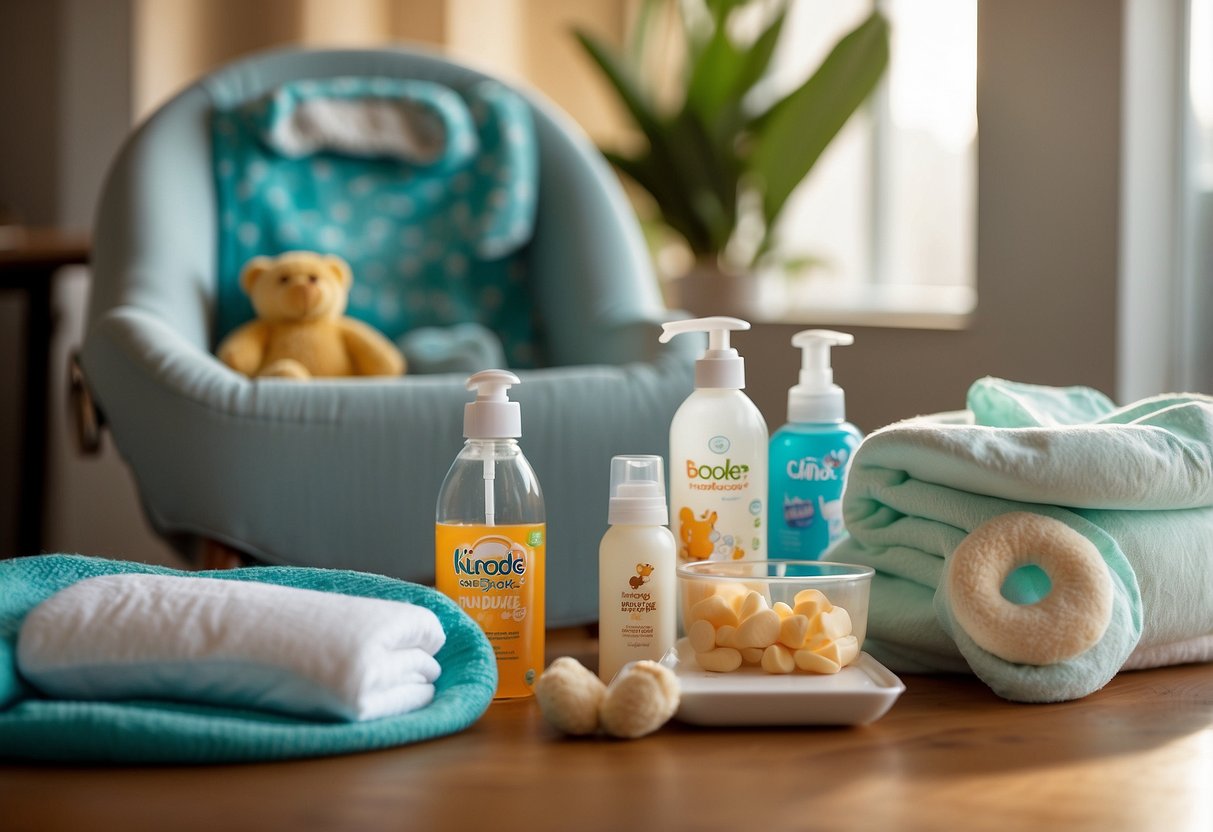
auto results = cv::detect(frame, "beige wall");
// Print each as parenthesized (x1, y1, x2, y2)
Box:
(131, 0, 628, 144)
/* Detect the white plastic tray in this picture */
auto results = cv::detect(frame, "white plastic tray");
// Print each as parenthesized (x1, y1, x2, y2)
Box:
(661, 639, 905, 727)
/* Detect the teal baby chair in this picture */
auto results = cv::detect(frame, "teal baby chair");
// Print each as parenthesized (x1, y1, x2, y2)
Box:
(79, 46, 696, 627)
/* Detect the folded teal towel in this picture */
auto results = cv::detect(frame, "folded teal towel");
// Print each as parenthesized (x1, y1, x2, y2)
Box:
(830, 377, 1213, 702)
(0, 555, 497, 763)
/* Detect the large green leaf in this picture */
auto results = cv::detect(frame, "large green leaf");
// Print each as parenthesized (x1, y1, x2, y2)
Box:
(687, 4, 786, 126)
(667, 110, 738, 250)
(748, 10, 889, 228)
(574, 30, 668, 150)
(680, 4, 788, 243)
(624, 0, 666, 73)
(577, 26, 739, 255)
(605, 151, 714, 253)
(685, 22, 746, 124)
(705, 0, 749, 25)
(733, 7, 787, 99)
(575, 30, 707, 245)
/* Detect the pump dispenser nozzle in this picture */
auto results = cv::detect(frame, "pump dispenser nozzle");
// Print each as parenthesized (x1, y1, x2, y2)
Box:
(788, 330, 853, 423)
(464, 369, 521, 439)
(660, 316, 750, 389)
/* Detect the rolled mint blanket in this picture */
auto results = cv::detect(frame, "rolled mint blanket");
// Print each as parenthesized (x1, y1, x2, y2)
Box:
(17, 573, 447, 722)
(829, 377, 1213, 702)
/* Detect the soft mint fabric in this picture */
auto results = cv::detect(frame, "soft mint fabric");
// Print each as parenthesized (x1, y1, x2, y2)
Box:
(211, 75, 541, 366)
(397, 322, 506, 375)
(829, 377, 1213, 702)
(0, 555, 496, 763)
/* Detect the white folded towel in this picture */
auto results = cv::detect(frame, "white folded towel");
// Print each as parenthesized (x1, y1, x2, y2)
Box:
(16, 574, 447, 722)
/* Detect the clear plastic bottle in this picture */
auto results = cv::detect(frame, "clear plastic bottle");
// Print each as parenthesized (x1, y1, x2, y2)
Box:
(598, 455, 677, 683)
(435, 370, 545, 700)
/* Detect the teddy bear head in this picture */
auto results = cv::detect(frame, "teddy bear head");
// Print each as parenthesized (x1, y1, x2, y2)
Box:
(240, 251, 353, 323)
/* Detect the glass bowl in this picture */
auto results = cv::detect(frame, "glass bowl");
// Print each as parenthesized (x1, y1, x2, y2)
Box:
(677, 559, 873, 649)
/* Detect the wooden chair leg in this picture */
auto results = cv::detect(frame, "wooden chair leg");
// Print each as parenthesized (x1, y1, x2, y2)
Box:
(198, 539, 249, 571)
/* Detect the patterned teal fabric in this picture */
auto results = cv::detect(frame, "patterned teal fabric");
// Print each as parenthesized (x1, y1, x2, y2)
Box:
(211, 76, 541, 367)
(0, 555, 497, 763)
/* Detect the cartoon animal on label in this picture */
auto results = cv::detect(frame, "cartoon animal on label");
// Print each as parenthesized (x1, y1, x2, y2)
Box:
(629, 563, 655, 589)
(679, 508, 718, 561)
(818, 496, 844, 542)
(679, 508, 746, 561)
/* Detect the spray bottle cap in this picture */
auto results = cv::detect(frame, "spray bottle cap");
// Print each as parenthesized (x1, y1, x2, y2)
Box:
(607, 455, 668, 526)
(464, 369, 521, 438)
(788, 330, 853, 423)
(659, 316, 749, 389)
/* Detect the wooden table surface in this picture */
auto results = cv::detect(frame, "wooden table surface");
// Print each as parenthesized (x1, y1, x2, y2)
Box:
(2, 630, 1212, 832)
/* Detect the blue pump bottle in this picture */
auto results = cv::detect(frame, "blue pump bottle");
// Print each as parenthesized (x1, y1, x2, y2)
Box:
(768, 330, 863, 560)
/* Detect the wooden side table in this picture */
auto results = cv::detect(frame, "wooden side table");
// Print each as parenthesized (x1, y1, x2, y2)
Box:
(0, 226, 91, 556)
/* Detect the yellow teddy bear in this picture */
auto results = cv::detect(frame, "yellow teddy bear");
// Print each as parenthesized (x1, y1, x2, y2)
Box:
(216, 251, 405, 380)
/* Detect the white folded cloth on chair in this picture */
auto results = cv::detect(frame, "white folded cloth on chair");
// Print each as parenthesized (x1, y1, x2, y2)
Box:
(16, 574, 447, 722)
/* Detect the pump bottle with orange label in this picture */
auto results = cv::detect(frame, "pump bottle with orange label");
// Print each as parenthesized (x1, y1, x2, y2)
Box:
(659, 317, 768, 572)
(436, 370, 545, 699)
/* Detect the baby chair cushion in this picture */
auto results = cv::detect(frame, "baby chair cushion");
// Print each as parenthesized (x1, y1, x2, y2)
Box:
(211, 76, 541, 367)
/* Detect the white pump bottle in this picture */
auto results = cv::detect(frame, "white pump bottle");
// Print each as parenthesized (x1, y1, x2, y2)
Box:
(659, 317, 768, 569)
(768, 330, 863, 560)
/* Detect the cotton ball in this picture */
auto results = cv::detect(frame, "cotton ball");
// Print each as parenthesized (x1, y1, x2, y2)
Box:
(599, 661, 680, 739)
(534, 657, 606, 736)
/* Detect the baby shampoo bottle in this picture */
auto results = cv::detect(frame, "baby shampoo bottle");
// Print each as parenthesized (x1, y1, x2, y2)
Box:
(768, 330, 863, 560)
(598, 455, 677, 683)
(659, 317, 768, 572)
(436, 370, 545, 699)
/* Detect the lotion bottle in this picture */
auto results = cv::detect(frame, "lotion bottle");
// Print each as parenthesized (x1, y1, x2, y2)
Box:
(768, 330, 863, 560)
(598, 455, 677, 683)
(435, 370, 545, 699)
(659, 317, 768, 569)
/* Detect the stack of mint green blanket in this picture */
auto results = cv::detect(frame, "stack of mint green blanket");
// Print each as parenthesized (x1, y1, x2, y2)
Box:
(830, 378, 1213, 702)
(0, 555, 497, 763)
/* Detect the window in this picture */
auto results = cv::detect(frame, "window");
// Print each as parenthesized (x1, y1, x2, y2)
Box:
(1121, 0, 1212, 398)
(760, 0, 977, 327)
(1181, 0, 1213, 389)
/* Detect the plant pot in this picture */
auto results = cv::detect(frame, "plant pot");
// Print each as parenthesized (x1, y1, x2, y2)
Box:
(668, 260, 781, 320)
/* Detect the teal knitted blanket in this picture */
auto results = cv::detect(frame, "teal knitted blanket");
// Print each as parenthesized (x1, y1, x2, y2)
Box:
(0, 555, 497, 763)
(830, 378, 1213, 702)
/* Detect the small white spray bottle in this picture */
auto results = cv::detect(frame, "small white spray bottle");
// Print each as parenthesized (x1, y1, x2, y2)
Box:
(659, 317, 768, 567)
(598, 455, 677, 683)
(768, 330, 863, 560)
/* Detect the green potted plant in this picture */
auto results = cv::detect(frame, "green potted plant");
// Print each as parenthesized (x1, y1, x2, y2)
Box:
(576, 0, 890, 315)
